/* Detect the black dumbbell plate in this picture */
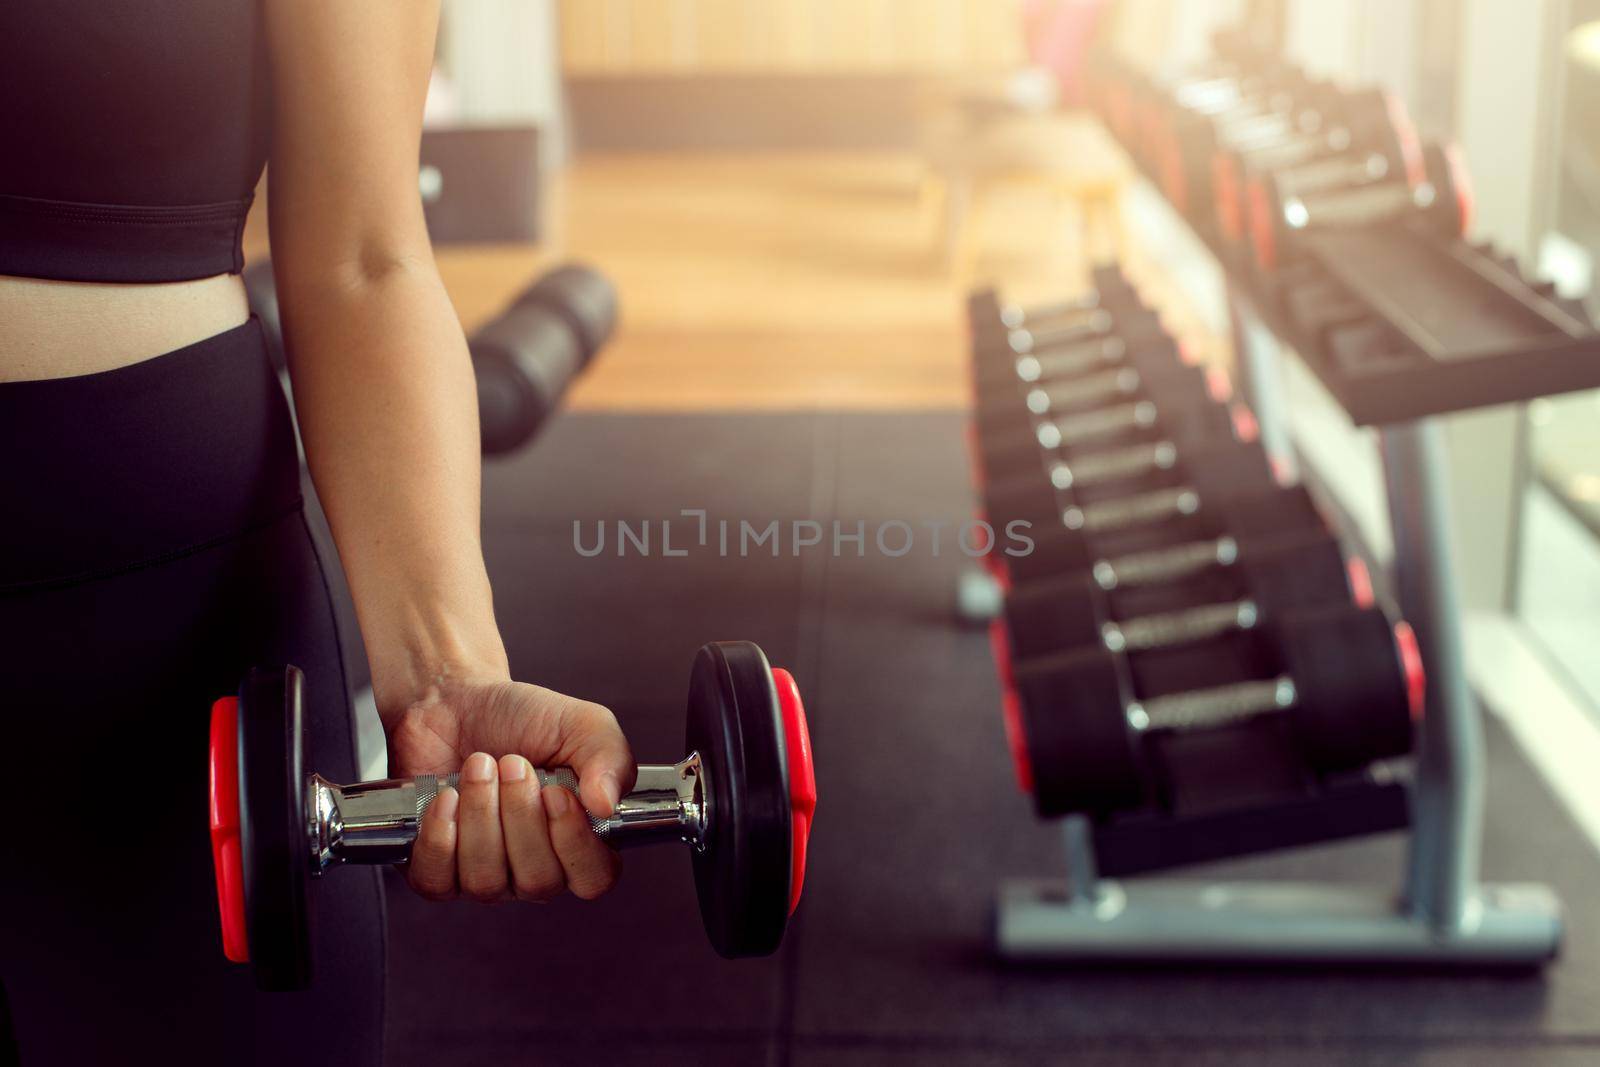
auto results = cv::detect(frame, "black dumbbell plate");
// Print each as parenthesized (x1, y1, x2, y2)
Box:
(687, 641, 794, 958)
(237, 665, 313, 991)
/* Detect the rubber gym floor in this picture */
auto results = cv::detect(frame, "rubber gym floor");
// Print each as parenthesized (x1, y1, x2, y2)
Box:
(381, 410, 1600, 1067)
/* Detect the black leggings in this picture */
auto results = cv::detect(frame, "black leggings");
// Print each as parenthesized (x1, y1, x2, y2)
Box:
(0, 321, 384, 1066)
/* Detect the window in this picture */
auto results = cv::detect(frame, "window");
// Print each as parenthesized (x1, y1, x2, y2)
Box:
(1512, 1, 1600, 712)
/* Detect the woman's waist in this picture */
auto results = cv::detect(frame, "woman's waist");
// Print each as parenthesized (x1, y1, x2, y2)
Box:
(0, 318, 305, 592)
(0, 272, 250, 383)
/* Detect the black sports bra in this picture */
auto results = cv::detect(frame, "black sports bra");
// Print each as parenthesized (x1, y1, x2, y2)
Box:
(0, 1, 271, 283)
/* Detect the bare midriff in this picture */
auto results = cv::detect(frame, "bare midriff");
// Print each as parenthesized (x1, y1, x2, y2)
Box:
(0, 272, 251, 382)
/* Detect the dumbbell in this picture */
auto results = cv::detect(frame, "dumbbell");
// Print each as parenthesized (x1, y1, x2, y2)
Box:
(1247, 141, 1473, 273)
(1015, 601, 1422, 817)
(972, 311, 1175, 399)
(1003, 528, 1367, 662)
(976, 386, 1246, 487)
(977, 356, 1231, 480)
(973, 326, 1206, 449)
(983, 435, 1274, 538)
(1014, 359, 1215, 420)
(1130, 60, 1294, 168)
(976, 316, 1185, 390)
(1212, 88, 1420, 249)
(968, 265, 1137, 337)
(208, 641, 817, 990)
(1158, 76, 1315, 217)
(1004, 481, 1325, 587)
(974, 300, 1171, 366)
(472, 263, 619, 455)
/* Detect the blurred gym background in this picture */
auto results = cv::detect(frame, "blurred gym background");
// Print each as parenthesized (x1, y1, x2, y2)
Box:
(242, 3, 1600, 1061)
(381, 0, 1600, 781)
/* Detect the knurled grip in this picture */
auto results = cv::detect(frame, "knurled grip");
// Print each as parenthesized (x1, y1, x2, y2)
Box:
(412, 767, 607, 835)
(1102, 599, 1257, 653)
(1036, 366, 1139, 409)
(1044, 400, 1156, 448)
(1066, 486, 1199, 533)
(1054, 440, 1176, 491)
(1129, 676, 1297, 732)
(1093, 536, 1237, 591)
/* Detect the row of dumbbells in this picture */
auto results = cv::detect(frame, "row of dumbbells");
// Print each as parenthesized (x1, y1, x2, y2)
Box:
(1084, 41, 1471, 280)
(965, 266, 1423, 820)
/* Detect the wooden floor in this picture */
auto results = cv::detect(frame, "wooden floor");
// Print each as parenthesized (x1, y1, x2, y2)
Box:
(540, 148, 1231, 411)
(249, 125, 1227, 412)
(547, 151, 1051, 410)
(448, 143, 1179, 411)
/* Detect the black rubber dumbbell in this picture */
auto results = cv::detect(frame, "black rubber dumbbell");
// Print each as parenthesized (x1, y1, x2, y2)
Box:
(973, 304, 1170, 368)
(978, 361, 1226, 481)
(977, 388, 1244, 486)
(968, 265, 1138, 338)
(208, 641, 816, 990)
(1161, 74, 1312, 219)
(1004, 482, 1325, 587)
(973, 316, 1178, 403)
(983, 435, 1275, 538)
(976, 320, 1184, 393)
(1003, 528, 1364, 662)
(1016, 602, 1422, 817)
(1247, 141, 1471, 273)
(1211, 86, 1421, 248)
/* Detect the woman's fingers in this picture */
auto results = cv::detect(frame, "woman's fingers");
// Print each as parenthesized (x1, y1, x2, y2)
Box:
(545, 784, 621, 900)
(456, 751, 510, 903)
(408, 785, 459, 900)
(407, 748, 620, 905)
(498, 754, 566, 902)
(560, 699, 636, 817)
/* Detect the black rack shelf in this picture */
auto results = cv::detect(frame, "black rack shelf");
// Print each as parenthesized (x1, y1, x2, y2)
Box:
(1114, 154, 1600, 425)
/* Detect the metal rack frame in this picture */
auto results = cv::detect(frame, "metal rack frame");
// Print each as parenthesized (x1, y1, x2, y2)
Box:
(998, 279, 1561, 966)
(996, 272, 1565, 964)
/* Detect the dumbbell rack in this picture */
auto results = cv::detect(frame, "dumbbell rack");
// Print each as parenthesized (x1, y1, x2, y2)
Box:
(997, 56, 1600, 967)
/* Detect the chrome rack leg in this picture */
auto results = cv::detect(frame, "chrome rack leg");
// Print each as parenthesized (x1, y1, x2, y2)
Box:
(1061, 815, 1102, 905)
(1378, 419, 1482, 933)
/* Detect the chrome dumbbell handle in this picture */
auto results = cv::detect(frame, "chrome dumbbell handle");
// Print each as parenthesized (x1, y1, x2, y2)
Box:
(1008, 309, 1113, 353)
(1092, 535, 1238, 591)
(1049, 440, 1178, 492)
(1037, 400, 1158, 450)
(999, 294, 1102, 330)
(1027, 366, 1142, 412)
(1063, 486, 1200, 534)
(307, 754, 707, 873)
(1127, 676, 1297, 733)
(1015, 336, 1126, 382)
(1101, 599, 1258, 653)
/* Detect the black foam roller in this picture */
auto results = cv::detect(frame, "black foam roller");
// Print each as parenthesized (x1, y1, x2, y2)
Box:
(471, 303, 585, 455)
(514, 263, 618, 365)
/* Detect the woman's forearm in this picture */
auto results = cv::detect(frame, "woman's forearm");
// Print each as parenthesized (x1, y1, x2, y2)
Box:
(282, 256, 509, 718)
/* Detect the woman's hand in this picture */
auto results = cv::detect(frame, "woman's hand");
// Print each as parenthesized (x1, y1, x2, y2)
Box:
(385, 676, 637, 904)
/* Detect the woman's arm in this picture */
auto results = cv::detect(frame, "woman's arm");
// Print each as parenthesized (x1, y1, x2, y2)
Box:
(263, 1, 632, 902)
